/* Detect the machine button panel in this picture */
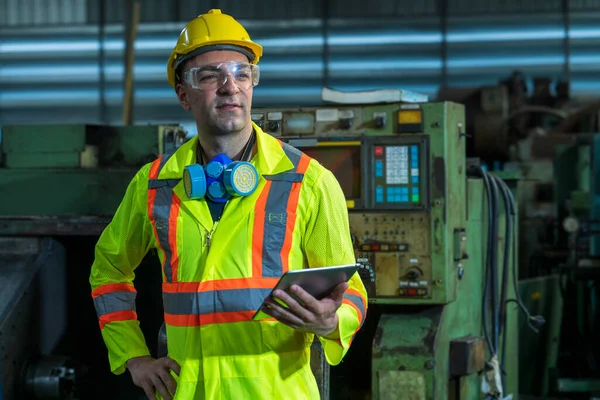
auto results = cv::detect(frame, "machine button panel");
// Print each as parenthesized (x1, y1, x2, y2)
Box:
(351, 212, 432, 301)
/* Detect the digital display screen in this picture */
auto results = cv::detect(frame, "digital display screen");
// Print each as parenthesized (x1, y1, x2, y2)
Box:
(373, 143, 423, 207)
(302, 146, 361, 200)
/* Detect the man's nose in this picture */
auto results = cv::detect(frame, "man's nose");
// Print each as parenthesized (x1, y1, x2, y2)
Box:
(217, 74, 239, 95)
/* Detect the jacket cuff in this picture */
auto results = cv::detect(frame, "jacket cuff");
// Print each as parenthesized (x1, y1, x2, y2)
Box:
(100, 320, 151, 375)
(317, 304, 359, 366)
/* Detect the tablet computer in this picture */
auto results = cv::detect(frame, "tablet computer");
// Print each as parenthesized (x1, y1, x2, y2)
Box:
(252, 263, 360, 320)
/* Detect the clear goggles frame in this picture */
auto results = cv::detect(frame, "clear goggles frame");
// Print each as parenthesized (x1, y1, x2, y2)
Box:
(181, 61, 260, 91)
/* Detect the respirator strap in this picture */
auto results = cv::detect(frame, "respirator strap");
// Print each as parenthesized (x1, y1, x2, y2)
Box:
(240, 130, 256, 162)
(197, 130, 256, 165)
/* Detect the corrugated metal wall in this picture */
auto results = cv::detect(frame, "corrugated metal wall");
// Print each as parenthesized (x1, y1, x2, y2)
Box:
(0, 0, 87, 26)
(1, 0, 600, 131)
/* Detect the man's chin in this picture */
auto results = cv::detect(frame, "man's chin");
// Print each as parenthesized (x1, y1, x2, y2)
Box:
(212, 119, 246, 134)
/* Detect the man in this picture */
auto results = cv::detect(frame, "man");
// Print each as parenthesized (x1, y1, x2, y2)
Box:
(90, 9, 367, 400)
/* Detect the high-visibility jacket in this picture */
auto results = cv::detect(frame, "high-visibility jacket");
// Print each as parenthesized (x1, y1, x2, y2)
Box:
(90, 122, 368, 399)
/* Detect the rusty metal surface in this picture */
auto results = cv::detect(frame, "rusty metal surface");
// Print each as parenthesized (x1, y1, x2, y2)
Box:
(378, 370, 426, 400)
(449, 336, 485, 377)
(371, 307, 443, 399)
(432, 157, 446, 223)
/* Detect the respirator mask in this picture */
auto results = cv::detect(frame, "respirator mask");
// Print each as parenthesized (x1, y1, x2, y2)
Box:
(183, 154, 259, 203)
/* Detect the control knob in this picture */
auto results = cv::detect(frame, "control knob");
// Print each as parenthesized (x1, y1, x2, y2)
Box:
(406, 270, 420, 280)
(267, 121, 281, 132)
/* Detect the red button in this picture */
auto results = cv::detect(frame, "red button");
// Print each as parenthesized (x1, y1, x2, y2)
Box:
(375, 146, 383, 156)
(408, 288, 417, 295)
(371, 244, 380, 251)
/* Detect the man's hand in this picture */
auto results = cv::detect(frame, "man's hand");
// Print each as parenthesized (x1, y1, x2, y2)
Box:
(127, 355, 181, 400)
(261, 282, 348, 337)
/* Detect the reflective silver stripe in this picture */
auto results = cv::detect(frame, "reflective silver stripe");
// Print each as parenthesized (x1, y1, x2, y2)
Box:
(148, 153, 177, 283)
(260, 143, 305, 277)
(148, 179, 180, 189)
(262, 172, 303, 182)
(153, 185, 175, 282)
(344, 293, 366, 325)
(162, 288, 272, 315)
(282, 142, 302, 167)
(156, 152, 171, 173)
(93, 292, 137, 318)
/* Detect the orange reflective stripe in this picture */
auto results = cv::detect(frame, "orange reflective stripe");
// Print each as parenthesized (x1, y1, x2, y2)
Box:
(253, 143, 308, 278)
(147, 187, 166, 280)
(168, 196, 181, 282)
(91, 283, 136, 298)
(296, 153, 311, 174)
(162, 277, 280, 293)
(342, 298, 363, 324)
(148, 158, 165, 278)
(280, 153, 311, 274)
(147, 153, 180, 283)
(149, 156, 162, 179)
(343, 288, 367, 326)
(165, 310, 257, 327)
(92, 283, 137, 327)
(99, 310, 138, 329)
(252, 180, 271, 278)
(346, 288, 365, 300)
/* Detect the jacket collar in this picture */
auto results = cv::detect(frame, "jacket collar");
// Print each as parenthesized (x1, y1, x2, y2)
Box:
(157, 121, 296, 232)
(157, 121, 294, 179)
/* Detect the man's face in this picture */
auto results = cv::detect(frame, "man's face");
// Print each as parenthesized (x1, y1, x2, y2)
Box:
(176, 50, 253, 135)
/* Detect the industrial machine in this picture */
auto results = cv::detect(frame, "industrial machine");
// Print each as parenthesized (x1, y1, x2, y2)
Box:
(0, 99, 526, 399)
(533, 134, 600, 397)
(0, 124, 186, 220)
(0, 124, 186, 400)
(437, 70, 572, 165)
(251, 98, 522, 399)
(439, 71, 600, 398)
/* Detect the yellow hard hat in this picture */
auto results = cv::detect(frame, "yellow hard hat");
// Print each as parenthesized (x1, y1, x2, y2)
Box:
(167, 9, 263, 88)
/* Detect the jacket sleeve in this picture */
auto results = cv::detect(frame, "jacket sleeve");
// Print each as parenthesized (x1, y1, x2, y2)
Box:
(89, 164, 155, 374)
(301, 169, 368, 366)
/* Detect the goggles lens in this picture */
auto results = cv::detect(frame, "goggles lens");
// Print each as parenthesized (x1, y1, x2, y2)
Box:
(181, 61, 260, 91)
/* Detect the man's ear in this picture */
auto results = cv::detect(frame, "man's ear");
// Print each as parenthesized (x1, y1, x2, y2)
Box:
(176, 83, 191, 111)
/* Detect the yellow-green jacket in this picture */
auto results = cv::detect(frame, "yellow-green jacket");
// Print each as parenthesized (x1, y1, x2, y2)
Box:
(90, 123, 368, 399)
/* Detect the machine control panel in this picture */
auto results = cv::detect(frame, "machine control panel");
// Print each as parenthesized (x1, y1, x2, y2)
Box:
(371, 141, 427, 209)
(253, 101, 466, 305)
(350, 212, 432, 300)
(251, 107, 365, 137)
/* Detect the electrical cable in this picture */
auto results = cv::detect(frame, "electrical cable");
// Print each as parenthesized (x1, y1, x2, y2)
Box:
(476, 166, 496, 357)
(501, 182, 546, 333)
(469, 167, 546, 398)
(491, 174, 513, 392)
(487, 172, 501, 354)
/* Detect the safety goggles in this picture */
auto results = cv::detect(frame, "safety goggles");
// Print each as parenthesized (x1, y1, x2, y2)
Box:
(181, 61, 260, 91)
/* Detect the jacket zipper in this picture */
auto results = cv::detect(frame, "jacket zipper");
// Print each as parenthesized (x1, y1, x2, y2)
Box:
(206, 221, 219, 250)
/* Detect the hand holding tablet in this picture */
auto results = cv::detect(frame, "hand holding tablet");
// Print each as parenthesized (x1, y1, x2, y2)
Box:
(252, 264, 360, 321)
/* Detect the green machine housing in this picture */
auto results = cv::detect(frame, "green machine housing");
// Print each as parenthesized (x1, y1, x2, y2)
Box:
(0, 124, 186, 228)
(0, 123, 189, 400)
(252, 101, 519, 399)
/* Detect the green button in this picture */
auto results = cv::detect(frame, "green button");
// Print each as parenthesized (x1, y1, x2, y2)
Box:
(412, 194, 419, 202)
